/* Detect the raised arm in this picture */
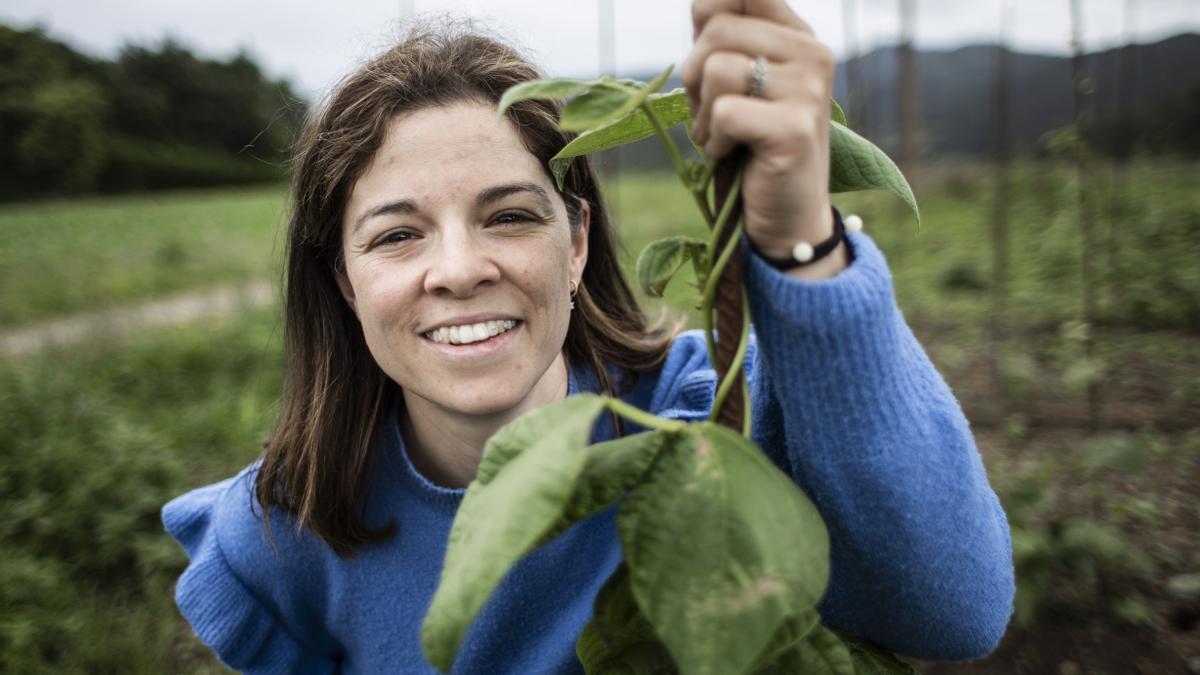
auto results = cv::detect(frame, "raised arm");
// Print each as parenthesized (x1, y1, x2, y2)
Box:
(743, 232, 1015, 660)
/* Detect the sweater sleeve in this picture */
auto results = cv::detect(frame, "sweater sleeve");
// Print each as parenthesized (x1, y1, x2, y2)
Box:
(741, 231, 1015, 660)
(162, 477, 340, 674)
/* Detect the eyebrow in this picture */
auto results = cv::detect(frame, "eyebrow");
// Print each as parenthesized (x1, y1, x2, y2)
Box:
(353, 181, 554, 233)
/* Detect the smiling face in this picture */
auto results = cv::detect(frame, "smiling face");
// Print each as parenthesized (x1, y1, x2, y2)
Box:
(337, 101, 589, 425)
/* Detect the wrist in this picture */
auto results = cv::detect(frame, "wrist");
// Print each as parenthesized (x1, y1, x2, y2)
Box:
(753, 206, 837, 260)
(748, 206, 845, 270)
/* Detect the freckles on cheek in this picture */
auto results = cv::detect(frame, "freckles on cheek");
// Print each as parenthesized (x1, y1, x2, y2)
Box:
(352, 280, 415, 346)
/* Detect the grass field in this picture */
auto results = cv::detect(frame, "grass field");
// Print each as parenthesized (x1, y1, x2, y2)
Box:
(0, 185, 289, 326)
(1, 159, 1198, 672)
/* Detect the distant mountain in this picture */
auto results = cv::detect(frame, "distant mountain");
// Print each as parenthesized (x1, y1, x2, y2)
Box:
(613, 33, 1200, 166)
(833, 33, 1200, 157)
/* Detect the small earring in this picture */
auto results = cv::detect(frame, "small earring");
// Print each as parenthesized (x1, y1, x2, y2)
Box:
(569, 280, 579, 311)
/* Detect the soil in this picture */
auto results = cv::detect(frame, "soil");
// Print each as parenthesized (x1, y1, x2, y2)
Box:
(898, 319, 1200, 675)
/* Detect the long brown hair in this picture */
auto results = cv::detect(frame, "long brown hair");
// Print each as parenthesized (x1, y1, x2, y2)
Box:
(257, 21, 675, 557)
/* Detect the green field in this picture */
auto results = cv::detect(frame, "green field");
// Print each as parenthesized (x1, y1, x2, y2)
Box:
(0, 185, 289, 326)
(2, 160, 1198, 672)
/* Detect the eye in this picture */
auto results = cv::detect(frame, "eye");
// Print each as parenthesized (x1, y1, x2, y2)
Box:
(491, 211, 534, 227)
(376, 229, 418, 246)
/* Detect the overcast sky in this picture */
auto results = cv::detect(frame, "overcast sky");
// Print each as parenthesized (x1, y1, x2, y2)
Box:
(3, 0, 1197, 99)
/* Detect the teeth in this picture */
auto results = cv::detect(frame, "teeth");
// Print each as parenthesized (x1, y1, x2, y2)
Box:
(425, 320, 517, 345)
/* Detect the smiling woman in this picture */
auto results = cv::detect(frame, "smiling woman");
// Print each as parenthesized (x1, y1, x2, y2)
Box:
(337, 103, 596, 486)
(161, 6, 1015, 674)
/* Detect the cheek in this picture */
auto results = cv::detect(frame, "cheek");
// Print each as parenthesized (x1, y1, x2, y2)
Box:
(350, 266, 419, 334)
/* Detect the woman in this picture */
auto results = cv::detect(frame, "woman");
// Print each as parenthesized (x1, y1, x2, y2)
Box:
(163, 2, 1015, 672)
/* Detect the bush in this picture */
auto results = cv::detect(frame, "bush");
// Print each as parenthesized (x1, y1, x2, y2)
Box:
(97, 137, 286, 192)
(0, 309, 282, 671)
(13, 79, 108, 193)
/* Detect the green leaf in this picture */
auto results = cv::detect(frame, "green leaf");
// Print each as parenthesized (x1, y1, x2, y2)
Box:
(560, 65, 673, 133)
(753, 624, 855, 675)
(830, 99, 847, 127)
(539, 430, 673, 547)
(497, 77, 601, 117)
(636, 236, 708, 298)
(561, 87, 639, 132)
(748, 611, 823, 671)
(832, 630, 924, 675)
(421, 394, 609, 672)
(618, 423, 830, 675)
(577, 565, 676, 674)
(567, 430, 672, 523)
(829, 120, 920, 226)
(550, 89, 691, 189)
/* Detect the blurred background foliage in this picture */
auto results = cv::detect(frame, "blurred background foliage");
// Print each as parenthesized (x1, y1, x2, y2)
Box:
(0, 25, 305, 199)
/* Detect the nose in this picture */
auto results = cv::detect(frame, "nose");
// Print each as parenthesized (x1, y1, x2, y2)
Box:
(422, 226, 502, 298)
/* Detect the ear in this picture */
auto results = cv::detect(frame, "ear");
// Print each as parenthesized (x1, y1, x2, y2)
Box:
(334, 260, 358, 315)
(570, 198, 591, 283)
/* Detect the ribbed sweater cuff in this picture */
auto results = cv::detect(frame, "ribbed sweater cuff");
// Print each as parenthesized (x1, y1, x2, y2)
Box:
(742, 231, 894, 339)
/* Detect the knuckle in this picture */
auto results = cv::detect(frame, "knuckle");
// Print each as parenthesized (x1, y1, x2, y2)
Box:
(804, 77, 828, 103)
(711, 96, 739, 127)
(706, 51, 743, 92)
(696, 51, 743, 105)
(784, 112, 819, 144)
(814, 44, 836, 74)
(681, 56, 699, 89)
(702, 13, 736, 44)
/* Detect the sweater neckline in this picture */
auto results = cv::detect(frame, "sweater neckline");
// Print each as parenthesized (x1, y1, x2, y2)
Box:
(382, 363, 586, 514)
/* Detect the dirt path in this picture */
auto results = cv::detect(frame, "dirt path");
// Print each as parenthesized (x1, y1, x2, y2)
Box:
(0, 281, 274, 356)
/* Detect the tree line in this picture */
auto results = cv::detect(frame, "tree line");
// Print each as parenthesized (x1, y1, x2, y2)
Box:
(0, 25, 307, 200)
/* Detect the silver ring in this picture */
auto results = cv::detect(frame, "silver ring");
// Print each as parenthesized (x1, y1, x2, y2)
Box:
(747, 55, 768, 98)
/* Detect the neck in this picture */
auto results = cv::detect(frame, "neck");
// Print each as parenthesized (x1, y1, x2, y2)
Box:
(400, 353, 570, 488)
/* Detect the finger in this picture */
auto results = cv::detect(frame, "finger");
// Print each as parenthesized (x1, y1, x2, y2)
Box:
(692, 0, 810, 39)
(681, 13, 814, 103)
(691, 45, 835, 145)
(691, 51, 755, 142)
(702, 95, 826, 161)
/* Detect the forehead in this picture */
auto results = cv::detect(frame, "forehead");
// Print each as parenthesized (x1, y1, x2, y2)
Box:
(351, 102, 548, 203)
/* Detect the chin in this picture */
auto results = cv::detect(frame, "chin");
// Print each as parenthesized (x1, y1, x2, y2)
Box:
(429, 381, 533, 419)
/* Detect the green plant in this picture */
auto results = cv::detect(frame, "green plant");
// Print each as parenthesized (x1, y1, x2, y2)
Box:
(993, 455, 1159, 630)
(419, 67, 919, 674)
(0, 308, 281, 672)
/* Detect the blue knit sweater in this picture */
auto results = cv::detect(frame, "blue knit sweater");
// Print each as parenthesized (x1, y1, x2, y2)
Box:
(162, 232, 1015, 674)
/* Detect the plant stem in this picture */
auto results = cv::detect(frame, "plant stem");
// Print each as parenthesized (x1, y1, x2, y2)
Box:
(710, 294, 751, 426)
(701, 166, 746, 368)
(642, 101, 713, 227)
(607, 398, 686, 433)
(706, 168, 744, 255)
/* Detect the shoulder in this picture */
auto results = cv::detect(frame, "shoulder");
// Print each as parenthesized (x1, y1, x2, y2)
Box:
(162, 464, 340, 670)
(163, 462, 335, 590)
(162, 463, 265, 568)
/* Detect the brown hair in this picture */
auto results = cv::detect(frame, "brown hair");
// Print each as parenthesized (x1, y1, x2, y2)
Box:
(256, 21, 675, 557)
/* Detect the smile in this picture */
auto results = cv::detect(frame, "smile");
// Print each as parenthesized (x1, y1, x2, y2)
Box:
(423, 319, 519, 345)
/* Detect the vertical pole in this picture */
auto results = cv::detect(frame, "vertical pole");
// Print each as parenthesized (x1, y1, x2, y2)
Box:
(597, 0, 620, 216)
(989, 0, 1013, 412)
(891, 0, 919, 278)
(841, 0, 861, 128)
(1070, 0, 1100, 429)
(898, 0, 919, 180)
(1108, 0, 1136, 313)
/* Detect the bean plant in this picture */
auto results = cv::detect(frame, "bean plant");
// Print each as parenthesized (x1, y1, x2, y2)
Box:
(421, 65, 921, 674)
